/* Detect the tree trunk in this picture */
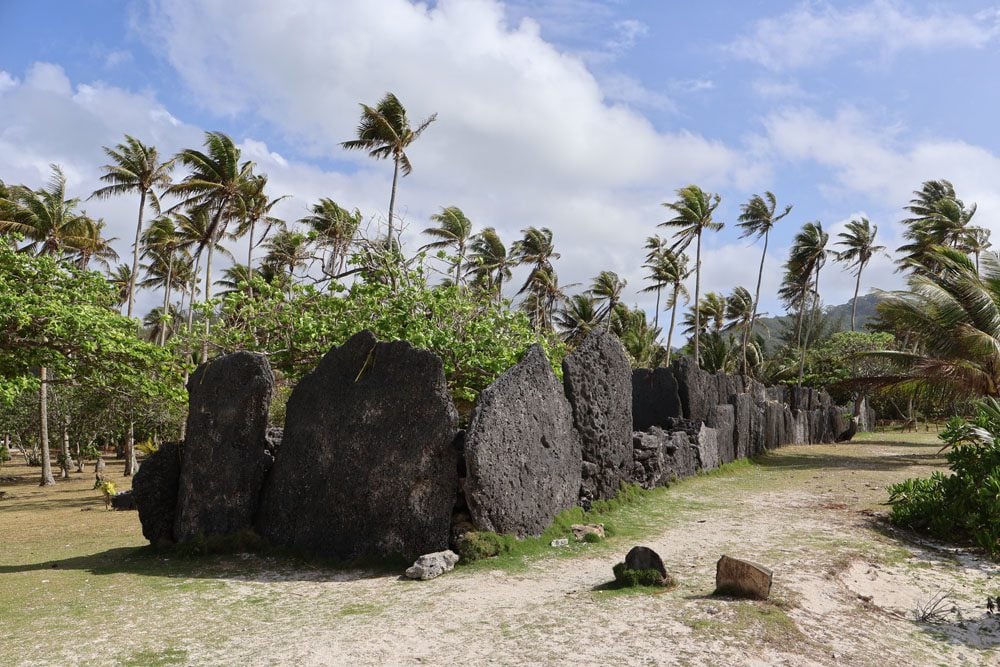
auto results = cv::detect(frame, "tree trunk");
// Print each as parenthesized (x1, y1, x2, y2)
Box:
(159, 257, 173, 346)
(693, 232, 702, 367)
(653, 285, 661, 332)
(38, 367, 55, 486)
(666, 287, 679, 366)
(851, 264, 862, 331)
(60, 416, 70, 479)
(124, 420, 137, 476)
(798, 265, 822, 385)
(126, 190, 147, 318)
(387, 154, 400, 245)
(246, 218, 256, 297)
(202, 243, 214, 361)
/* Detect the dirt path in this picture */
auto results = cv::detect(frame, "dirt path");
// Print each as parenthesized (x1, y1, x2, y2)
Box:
(3, 433, 999, 666)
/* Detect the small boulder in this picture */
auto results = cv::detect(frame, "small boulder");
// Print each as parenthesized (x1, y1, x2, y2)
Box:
(571, 523, 605, 541)
(132, 441, 181, 545)
(612, 545, 674, 587)
(714, 555, 772, 600)
(111, 490, 136, 511)
(625, 545, 668, 582)
(550, 538, 569, 548)
(405, 550, 460, 580)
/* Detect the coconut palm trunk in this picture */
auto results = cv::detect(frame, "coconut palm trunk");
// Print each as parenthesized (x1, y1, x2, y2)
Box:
(38, 366, 54, 486)
(159, 257, 173, 346)
(202, 244, 213, 360)
(387, 154, 400, 244)
(126, 190, 147, 318)
(653, 286, 662, 331)
(798, 264, 822, 385)
(60, 417, 70, 479)
(693, 232, 702, 365)
(124, 419, 137, 476)
(666, 285, 680, 366)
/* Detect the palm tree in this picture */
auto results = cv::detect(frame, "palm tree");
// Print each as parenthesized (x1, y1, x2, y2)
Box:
(235, 173, 286, 274)
(684, 292, 728, 338)
(421, 206, 473, 285)
(834, 217, 886, 331)
(589, 271, 626, 323)
(725, 286, 755, 373)
(660, 185, 723, 367)
(512, 226, 561, 329)
(107, 264, 133, 309)
(519, 265, 567, 331)
(90, 136, 174, 318)
(141, 216, 186, 345)
(556, 293, 600, 344)
(168, 132, 254, 358)
(70, 218, 119, 271)
(640, 249, 690, 366)
(784, 221, 829, 384)
(962, 226, 992, 274)
(870, 247, 1000, 398)
(611, 306, 663, 367)
(299, 198, 362, 278)
(466, 227, 512, 303)
(262, 226, 311, 284)
(897, 180, 976, 274)
(0, 165, 96, 486)
(737, 192, 791, 347)
(341, 92, 437, 244)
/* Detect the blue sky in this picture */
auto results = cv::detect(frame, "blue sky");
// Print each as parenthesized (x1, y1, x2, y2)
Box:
(2, 0, 1000, 321)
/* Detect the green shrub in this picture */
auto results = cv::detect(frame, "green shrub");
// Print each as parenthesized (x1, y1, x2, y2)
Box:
(583, 531, 603, 543)
(455, 531, 516, 562)
(889, 404, 1000, 558)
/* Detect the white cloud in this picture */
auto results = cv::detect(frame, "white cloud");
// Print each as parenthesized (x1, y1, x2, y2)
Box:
(727, 0, 1000, 70)
(0, 71, 16, 93)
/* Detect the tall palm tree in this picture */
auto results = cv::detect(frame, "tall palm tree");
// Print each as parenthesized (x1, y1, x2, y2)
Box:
(784, 221, 829, 384)
(589, 270, 626, 323)
(107, 264, 133, 309)
(0, 165, 95, 486)
(341, 92, 437, 244)
(141, 216, 186, 345)
(466, 227, 512, 303)
(611, 306, 663, 367)
(235, 173, 286, 274)
(70, 218, 119, 271)
(90, 135, 174, 318)
(834, 217, 886, 331)
(168, 132, 254, 358)
(737, 192, 792, 347)
(642, 235, 670, 330)
(897, 179, 976, 274)
(262, 226, 311, 284)
(660, 185, 723, 367)
(659, 251, 690, 366)
(519, 266, 568, 332)
(420, 206, 473, 285)
(299, 198, 362, 278)
(683, 292, 728, 337)
(512, 227, 561, 330)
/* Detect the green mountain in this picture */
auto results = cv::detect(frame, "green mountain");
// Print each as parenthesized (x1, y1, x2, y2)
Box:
(752, 293, 885, 352)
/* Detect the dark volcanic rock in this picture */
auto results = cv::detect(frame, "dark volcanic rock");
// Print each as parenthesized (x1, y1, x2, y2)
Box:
(836, 416, 859, 443)
(763, 401, 785, 450)
(707, 404, 736, 465)
(632, 367, 682, 430)
(695, 424, 720, 470)
(730, 394, 753, 460)
(661, 430, 698, 482)
(624, 545, 668, 582)
(464, 345, 582, 537)
(631, 429, 665, 489)
(256, 331, 460, 561)
(563, 329, 633, 501)
(132, 441, 181, 545)
(174, 352, 274, 543)
(111, 490, 136, 511)
(673, 356, 716, 422)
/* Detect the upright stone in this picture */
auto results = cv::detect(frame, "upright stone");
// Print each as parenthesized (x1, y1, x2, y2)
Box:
(730, 394, 753, 459)
(707, 404, 736, 464)
(132, 441, 181, 545)
(673, 357, 716, 422)
(695, 424, 721, 470)
(662, 430, 698, 482)
(464, 345, 582, 537)
(255, 331, 459, 561)
(174, 352, 273, 542)
(563, 329, 633, 501)
(631, 367, 682, 430)
(715, 555, 773, 600)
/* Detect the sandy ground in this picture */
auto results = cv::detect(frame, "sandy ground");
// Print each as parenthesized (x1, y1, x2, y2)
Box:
(4, 435, 1000, 666)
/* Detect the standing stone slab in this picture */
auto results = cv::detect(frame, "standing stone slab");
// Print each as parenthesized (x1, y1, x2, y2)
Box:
(695, 424, 720, 471)
(255, 331, 459, 561)
(631, 367, 682, 431)
(707, 404, 736, 465)
(563, 329, 633, 501)
(132, 441, 181, 545)
(631, 428, 666, 489)
(174, 352, 273, 542)
(464, 345, 582, 537)
(662, 431, 698, 482)
(715, 555, 773, 600)
(673, 357, 717, 423)
(730, 394, 753, 460)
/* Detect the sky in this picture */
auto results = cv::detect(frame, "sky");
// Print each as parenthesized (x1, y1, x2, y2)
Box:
(2, 0, 1000, 322)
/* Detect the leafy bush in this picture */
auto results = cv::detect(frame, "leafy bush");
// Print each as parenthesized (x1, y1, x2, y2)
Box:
(888, 402, 1000, 557)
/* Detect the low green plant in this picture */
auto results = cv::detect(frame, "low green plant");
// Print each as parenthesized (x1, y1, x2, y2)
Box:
(0, 444, 9, 470)
(611, 562, 674, 588)
(455, 531, 516, 562)
(96, 480, 116, 510)
(583, 531, 603, 543)
(888, 400, 1000, 558)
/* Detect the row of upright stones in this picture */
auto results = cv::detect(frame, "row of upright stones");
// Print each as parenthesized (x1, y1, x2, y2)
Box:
(133, 327, 868, 562)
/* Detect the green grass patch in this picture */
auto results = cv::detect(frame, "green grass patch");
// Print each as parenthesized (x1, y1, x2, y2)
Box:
(121, 647, 189, 667)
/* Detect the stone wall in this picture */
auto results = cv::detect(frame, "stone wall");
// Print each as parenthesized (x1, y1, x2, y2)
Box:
(133, 329, 871, 560)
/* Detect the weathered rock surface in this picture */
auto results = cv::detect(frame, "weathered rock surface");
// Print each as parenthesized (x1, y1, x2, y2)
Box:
(464, 345, 582, 537)
(661, 430, 698, 482)
(624, 545, 668, 582)
(256, 330, 460, 561)
(673, 357, 715, 422)
(111, 490, 136, 511)
(631, 428, 666, 489)
(631, 367, 682, 431)
(730, 394, 754, 460)
(563, 329, 633, 501)
(715, 554, 773, 600)
(132, 441, 181, 545)
(836, 416, 859, 443)
(174, 352, 274, 542)
(695, 424, 720, 470)
(707, 404, 735, 465)
(405, 550, 459, 580)
(571, 523, 605, 541)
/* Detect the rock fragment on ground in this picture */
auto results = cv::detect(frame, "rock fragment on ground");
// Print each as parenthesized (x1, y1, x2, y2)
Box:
(714, 554, 773, 600)
(405, 550, 459, 580)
